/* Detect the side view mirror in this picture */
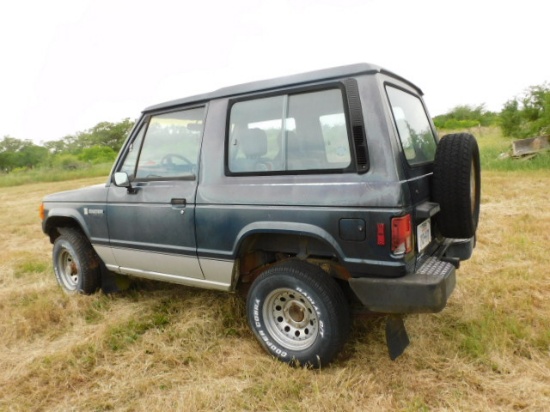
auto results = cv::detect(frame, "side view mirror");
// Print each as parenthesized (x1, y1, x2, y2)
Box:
(113, 172, 137, 194)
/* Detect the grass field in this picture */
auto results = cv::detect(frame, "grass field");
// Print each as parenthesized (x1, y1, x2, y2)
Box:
(0, 163, 112, 188)
(0, 129, 549, 411)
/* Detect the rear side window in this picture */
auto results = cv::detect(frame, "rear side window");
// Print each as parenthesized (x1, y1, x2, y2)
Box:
(387, 86, 437, 166)
(228, 88, 351, 173)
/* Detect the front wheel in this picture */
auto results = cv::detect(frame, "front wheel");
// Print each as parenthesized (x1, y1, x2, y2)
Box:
(246, 260, 350, 367)
(52, 228, 100, 294)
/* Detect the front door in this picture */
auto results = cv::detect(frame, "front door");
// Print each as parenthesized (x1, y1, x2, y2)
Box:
(106, 106, 206, 280)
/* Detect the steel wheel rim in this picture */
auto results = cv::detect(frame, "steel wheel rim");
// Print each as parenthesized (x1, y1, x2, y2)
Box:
(57, 247, 79, 289)
(263, 288, 319, 351)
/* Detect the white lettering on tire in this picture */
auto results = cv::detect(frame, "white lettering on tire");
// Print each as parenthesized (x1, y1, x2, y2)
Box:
(296, 286, 325, 338)
(254, 299, 288, 358)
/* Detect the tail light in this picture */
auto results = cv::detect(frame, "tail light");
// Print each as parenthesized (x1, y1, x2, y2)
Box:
(391, 214, 412, 255)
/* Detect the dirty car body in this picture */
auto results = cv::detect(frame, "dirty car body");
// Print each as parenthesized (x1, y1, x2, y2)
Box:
(41, 63, 480, 366)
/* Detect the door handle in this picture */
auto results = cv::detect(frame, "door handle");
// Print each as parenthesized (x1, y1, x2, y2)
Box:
(171, 198, 186, 207)
(171, 198, 187, 214)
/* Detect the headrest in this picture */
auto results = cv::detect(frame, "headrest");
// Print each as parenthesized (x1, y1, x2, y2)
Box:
(241, 128, 268, 158)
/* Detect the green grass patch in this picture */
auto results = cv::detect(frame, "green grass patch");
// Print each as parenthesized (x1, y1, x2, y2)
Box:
(84, 295, 113, 324)
(440, 126, 550, 171)
(13, 260, 49, 278)
(485, 151, 550, 171)
(0, 163, 111, 187)
(106, 312, 171, 351)
(442, 303, 547, 363)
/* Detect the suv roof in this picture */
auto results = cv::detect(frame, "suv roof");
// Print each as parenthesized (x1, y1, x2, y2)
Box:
(144, 62, 423, 113)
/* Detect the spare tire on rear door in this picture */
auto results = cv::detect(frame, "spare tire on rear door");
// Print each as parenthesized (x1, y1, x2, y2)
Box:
(432, 133, 481, 239)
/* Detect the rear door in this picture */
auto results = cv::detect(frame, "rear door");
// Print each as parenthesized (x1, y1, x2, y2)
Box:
(386, 85, 439, 255)
(106, 106, 206, 279)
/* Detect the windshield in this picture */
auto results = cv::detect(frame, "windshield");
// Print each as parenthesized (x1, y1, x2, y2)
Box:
(387, 86, 437, 166)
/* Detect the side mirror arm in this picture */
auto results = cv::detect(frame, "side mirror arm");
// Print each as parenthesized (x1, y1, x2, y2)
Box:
(113, 172, 138, 194)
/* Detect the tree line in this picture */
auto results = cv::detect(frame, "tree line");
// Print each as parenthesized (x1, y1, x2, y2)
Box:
(1, 82, 549, 173)
(433, 82, 550, 138)
(0, 119, 134, 173)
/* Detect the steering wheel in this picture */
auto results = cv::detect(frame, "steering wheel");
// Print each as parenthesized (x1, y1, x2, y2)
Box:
(160, 154, 192, 167)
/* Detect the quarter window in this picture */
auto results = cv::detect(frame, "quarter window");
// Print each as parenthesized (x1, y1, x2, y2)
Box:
(387, 86, 437, 166)
(228, 89, 351, 173)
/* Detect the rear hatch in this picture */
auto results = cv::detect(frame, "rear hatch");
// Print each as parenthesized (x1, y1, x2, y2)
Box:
(385, 84, 440, 260)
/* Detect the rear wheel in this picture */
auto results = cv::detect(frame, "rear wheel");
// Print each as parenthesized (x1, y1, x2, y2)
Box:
(246, 260, 350, 367)
(52, 228, 100, 294)
(433, 133, 481, 238)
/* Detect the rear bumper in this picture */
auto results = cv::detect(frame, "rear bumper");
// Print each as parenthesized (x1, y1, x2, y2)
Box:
(348, 257, 456, 314)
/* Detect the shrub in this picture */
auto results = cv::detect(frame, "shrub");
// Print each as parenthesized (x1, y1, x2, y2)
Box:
(434, 104, 497, 130)
(78, 146, 117, 164)
(52, 154, 86, 170)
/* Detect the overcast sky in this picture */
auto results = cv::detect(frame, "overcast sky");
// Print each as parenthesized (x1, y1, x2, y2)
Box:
(1, 0, 548, 144)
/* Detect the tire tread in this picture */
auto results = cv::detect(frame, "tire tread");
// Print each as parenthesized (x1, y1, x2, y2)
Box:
(433, 133, 481, 238)
(247, 259, 350, 367)
(54, 227, 100, 294)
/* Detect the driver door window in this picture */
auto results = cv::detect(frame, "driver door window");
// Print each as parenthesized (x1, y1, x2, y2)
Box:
(121, 107, 205, 180)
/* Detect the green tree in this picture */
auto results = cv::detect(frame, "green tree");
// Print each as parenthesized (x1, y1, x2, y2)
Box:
(0, 136, 22, 171)
(43, 139, 69, 155)
(499, 99, 521, 137)
(92, 118, 134, 151)
(498, 83, 550, 138)
(18, 144, 49, 168)
(0, 136, 49, 171)
(48, 118, 134, 154)
(0, 136, 26, 152)
(74, 118, 134, 152)
(0, 150, 17, 172)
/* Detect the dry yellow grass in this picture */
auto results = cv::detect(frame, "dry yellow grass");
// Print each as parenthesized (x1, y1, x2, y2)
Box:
(0, 171, 549, 411)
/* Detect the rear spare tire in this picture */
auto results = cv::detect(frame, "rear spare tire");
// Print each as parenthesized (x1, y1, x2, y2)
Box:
(433, 133, 481, 239)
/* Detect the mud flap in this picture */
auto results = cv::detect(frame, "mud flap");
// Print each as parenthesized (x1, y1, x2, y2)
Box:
(100, 262, 131, 293)
(385, 315, 410, 360)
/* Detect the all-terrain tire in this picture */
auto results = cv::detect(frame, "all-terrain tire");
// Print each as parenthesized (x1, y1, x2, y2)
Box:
(246, 259, 350, 368)
(52, 227, 101, 294)
(433, 133, 481, 238)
